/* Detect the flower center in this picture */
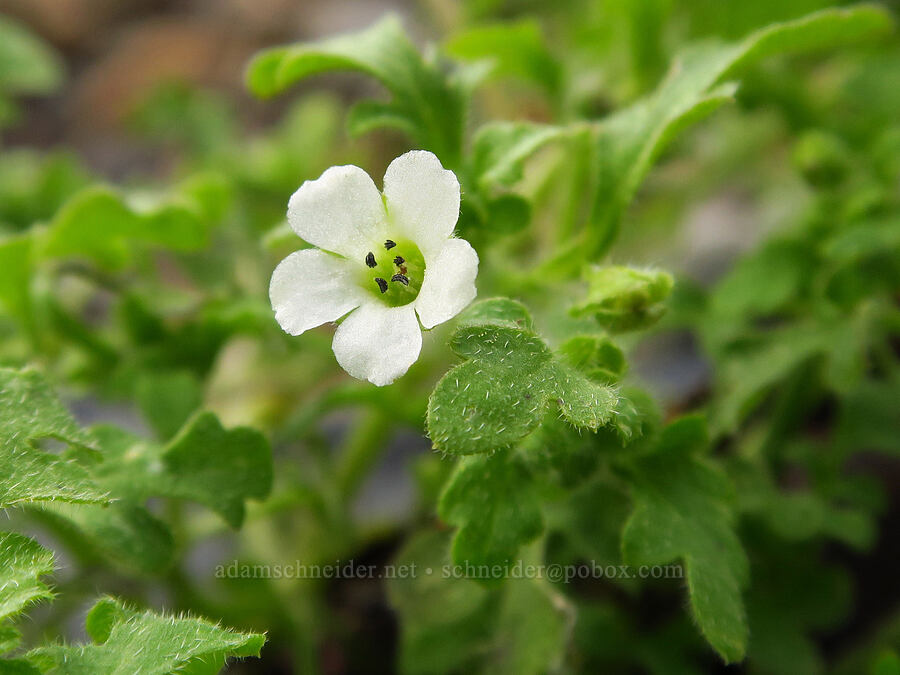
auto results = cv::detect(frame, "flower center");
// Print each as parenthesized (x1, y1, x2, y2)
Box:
(361, 238, 425, 307)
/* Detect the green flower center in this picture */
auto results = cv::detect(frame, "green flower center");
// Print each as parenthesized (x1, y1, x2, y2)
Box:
(360, 238, 425, 307)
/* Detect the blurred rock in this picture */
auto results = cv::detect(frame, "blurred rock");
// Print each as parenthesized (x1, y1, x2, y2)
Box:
(0, 0, 150, 47)
(69, 17, 254, 134)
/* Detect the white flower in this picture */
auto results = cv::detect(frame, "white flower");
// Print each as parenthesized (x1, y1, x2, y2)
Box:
(270, 150, 479, 386)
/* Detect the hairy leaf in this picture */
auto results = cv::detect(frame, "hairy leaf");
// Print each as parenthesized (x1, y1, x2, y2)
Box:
(0, 368, 108, 508)
(428, 299, 622, 455)
(0, 533, 54, 624)
(439, 451, 543, 569)
(620, 417, 749, 662)
(0, 367, 93, 448)
(27, 597, 265, 674)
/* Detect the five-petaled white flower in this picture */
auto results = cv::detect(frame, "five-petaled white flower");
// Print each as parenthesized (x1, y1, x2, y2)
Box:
(270, 150, 479, 386)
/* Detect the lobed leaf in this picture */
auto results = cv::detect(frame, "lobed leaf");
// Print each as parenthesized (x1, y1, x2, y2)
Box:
(41, 185, 214, 270)
(552, 5, 893, 265)
(0, 368, 109, 508)
(620, 417, 749, 663)
(90, 413, 272, 530)
(439, 451, 543, 570)
(26, 597, 265, 675)
(427, 299, 622, 456)
(0, 367, 94, 449)
(161, 412, 273, 528)
(246, 16, 465, 162)
(0, 533, 55, 625)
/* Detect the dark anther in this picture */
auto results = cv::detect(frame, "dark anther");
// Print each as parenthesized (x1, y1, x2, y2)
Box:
(375, 277, 388, 293)
(393, 255, 405, 266)
(365, 252, 376, 268)
(391, 274, 409, 286)
(384, 240, 396, 250)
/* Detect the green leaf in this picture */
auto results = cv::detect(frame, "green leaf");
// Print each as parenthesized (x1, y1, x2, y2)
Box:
(546, 478, 632, 565)
(0, 368, 109, 508)
(710, 240, 812, 317)
(555, 5, 893, 265)
(0, 15, 63, 96)
(91, 413, 272, 529)
(0, 442, 110, 509)
(0, 657, 41, 674)
(245, 15, 465, 162)
(557, 335, 626, 385)
(439, 451, 543, 569)
(44, 501, 175, 575)
(0, 150, 90, 228)
(745, 543, 851, 675)
(27, 596, 265, 674)
(41, 185, 212, 270)
(161, 412, 273, 528)
(427, 299, 621, 455)
(710, 325, 828, 433)
(0, 533, 54, 623)
(731, 457, 874, 550)
(388, 530, 567, 675)
(0, 235, 33, 328)
(620, 417, 749, 663)
(388, 530, 498, 675)
(135, 369, 203, 440)
(450, 296, 533, 330)
(0, 625, 22, 654)
(470, 121, 565, 190)
(836, 377, 900, 456)
(0, 367, 93, 449)
(487, 579, 568, 675)
(571, 266, 673, 333)
(445, 20, 561, 94)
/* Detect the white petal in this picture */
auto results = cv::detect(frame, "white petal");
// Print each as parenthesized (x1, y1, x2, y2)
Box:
(383, 150, 460, 259)
(332, 303, 422, 386)
(287, 165, 387, 259)
(415, 238, 479, 329)
(270, 249, 366, 336)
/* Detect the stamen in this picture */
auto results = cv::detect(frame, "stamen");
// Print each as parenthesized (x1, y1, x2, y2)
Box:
(393, 256, 405, 265)
(365, 252, 376, 268)
(391, 274, 409, 286)
(375, 277, 388, 293)
(384, 240, 396, 250)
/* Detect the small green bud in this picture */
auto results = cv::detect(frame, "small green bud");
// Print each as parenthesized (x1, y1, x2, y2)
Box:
(570, 266, 673, 333)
